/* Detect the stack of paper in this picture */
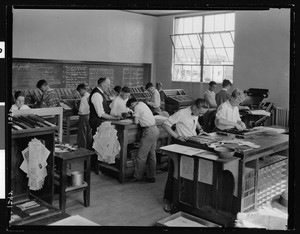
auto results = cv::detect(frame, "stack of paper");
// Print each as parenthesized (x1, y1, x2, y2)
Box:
(92, 122, 120, 164)
(19, 138, 50, 190)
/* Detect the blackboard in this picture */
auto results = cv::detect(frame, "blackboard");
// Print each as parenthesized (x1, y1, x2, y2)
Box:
(12, 59, 151, 91)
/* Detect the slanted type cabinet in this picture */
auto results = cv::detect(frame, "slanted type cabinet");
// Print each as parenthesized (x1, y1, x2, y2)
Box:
(10, 124, 61, 226)
(162, 131, 288, 227)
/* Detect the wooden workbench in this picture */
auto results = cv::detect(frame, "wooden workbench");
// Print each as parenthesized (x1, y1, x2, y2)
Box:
(162, 130, 289, 227)
(97, 119, 171, 183)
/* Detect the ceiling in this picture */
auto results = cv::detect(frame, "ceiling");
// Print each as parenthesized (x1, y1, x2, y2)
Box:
(124, 10, 201, 17)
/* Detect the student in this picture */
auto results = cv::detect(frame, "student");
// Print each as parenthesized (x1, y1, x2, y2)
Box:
(126, 97, 159, 183)
(145, 82, 161, 114)
(214, 89, 247, 131)
(156, 82, 166, 103)
(89, 77, 121, 135)
(204, 81, 217, 108)
(76, 83, 92, 149)
(161, 98, 208, 213)
(215, 79, 232, 107)
(109, 86, 131, 117)
(11, 91, 31, 111)
(113, 85, 122, 96)
(36, 79, 60, 108)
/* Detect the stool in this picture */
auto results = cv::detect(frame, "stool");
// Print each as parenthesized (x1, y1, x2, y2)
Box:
(54, 148, 95, 213)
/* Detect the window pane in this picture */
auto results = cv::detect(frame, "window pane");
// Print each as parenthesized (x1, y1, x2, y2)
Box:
(183, 17, 193, 33)
(215, 14, 225, 31)
(225, 13, 235, 31)
(204, 15, 214, 32)
(215, 48, 228, 63)
(203, 66, 213, 83)
(171, 35, 183, 49)
(203, 34, 213, 48)
(183, 65, 192, 81)
(189, 34, 201, 48)
(175, 18, 184, 34)
(185, 49, 197, 64)
(174, 49, 186, 63)
(225, 48, 234, 63)
(191, 66, 201, 82)
(224, 66, 233, 82)
(180, 35, 192, 47)
(212, 66, 224, 83)
(210, 34, 223, 47)
(193, 16, 203, 33)
(173, 65, 182, 81)
(220, 33, 234, 47)
(204, 48, 217, 64)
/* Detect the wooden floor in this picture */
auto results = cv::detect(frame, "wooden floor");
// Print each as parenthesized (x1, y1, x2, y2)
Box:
(52, 167, 171, 226)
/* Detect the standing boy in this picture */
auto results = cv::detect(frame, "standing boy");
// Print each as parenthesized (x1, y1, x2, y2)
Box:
(145, 82, 161, 114)
(126, 97, 159, 182)
(215, 79, 232, 107)
(76, 83, 92, 149)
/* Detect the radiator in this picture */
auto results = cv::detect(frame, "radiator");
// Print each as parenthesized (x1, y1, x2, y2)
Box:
(272, 107, 289, 127)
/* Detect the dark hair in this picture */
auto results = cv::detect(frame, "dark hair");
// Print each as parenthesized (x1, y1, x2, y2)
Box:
(126, 97, 137, 108)
(222, 79, 232, 88)
(121, 86, 131, 93)
(97, 77, 107, 85)
(76, 83, 86, 92)
(145, 82, 154, 90)
(36, 79, 47, 89)
(14, 91, 25, 100)
(209, 81, 217, 86)
(156, 82, 162, 88)
(193, 98, 207, 109)
(114, 86, 122, 93)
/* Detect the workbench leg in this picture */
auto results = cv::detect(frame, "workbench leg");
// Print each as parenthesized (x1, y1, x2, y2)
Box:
(59, 160, 67, 213)
(83, 156, 91, 207)
(119, 129, 128, 183)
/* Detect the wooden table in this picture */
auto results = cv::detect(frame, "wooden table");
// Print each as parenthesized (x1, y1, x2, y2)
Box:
(96, 119, 171, 183)
(54, 148, 95, 212)
(161, 130, 289, 227)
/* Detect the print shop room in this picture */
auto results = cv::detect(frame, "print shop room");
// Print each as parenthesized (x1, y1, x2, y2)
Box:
(7, 6, 292, 230)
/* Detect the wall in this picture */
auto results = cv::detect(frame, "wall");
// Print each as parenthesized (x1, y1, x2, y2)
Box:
(12, 9, 158, 81)
(156, 9, 290, 109)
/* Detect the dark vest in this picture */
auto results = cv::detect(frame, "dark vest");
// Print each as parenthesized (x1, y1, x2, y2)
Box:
(89, 87, 110, 129)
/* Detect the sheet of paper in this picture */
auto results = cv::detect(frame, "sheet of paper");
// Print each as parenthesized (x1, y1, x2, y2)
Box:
(249, 109, 271, 116)
(164, 216, 206, 227)
(180, 156, 194, 180)
(49, 215, 100, 226)
(198, 159, 213, 185)
(160, 144, 205, 156)
(193, 151, 218, 161)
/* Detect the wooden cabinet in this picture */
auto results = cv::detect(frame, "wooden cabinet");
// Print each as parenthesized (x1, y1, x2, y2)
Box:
(10, 125, 61, 226)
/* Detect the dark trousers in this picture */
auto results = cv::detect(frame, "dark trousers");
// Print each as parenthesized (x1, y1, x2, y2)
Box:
(77, 114, 92, 149)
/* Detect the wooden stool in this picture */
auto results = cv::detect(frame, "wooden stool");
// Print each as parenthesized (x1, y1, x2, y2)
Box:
(54, 148, 95, 213)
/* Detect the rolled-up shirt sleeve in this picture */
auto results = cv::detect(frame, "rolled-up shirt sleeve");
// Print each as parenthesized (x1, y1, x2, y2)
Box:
(91, 92, 105, 117)
(163, 111, 181, 127)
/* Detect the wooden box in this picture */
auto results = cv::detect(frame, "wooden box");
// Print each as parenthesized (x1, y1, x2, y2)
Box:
(9, 123, 62, 226)
(156, 211, 221, 227)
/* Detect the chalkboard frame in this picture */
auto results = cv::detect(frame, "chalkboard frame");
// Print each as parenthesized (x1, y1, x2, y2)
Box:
(12, 58, 152, 91)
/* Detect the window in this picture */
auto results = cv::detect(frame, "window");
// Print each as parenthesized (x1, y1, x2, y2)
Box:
(171, 12, 235, 83)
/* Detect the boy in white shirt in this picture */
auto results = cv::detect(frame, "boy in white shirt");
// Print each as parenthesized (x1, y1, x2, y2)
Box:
(11, 91, 30, 112)
(76, 83, 92, 149)
(109, 86, 131, 117)
(126, 97, 159, 182)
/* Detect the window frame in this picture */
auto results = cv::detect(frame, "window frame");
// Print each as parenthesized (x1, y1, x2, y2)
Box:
(171, 12, 235, 84)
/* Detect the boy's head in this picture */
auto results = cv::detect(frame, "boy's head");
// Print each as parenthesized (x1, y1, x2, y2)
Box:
(222, 79, 232, 89)
(126, 97, 138, 110)
(208, 81, 217, 91)
(191, 98, 208, 116)
(145, 82, 155, 93)
(36, 79, 48, 93)
(76, 83, 87, 97)
(14, 91, 26, 108)
(120, 86, 131, 100)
